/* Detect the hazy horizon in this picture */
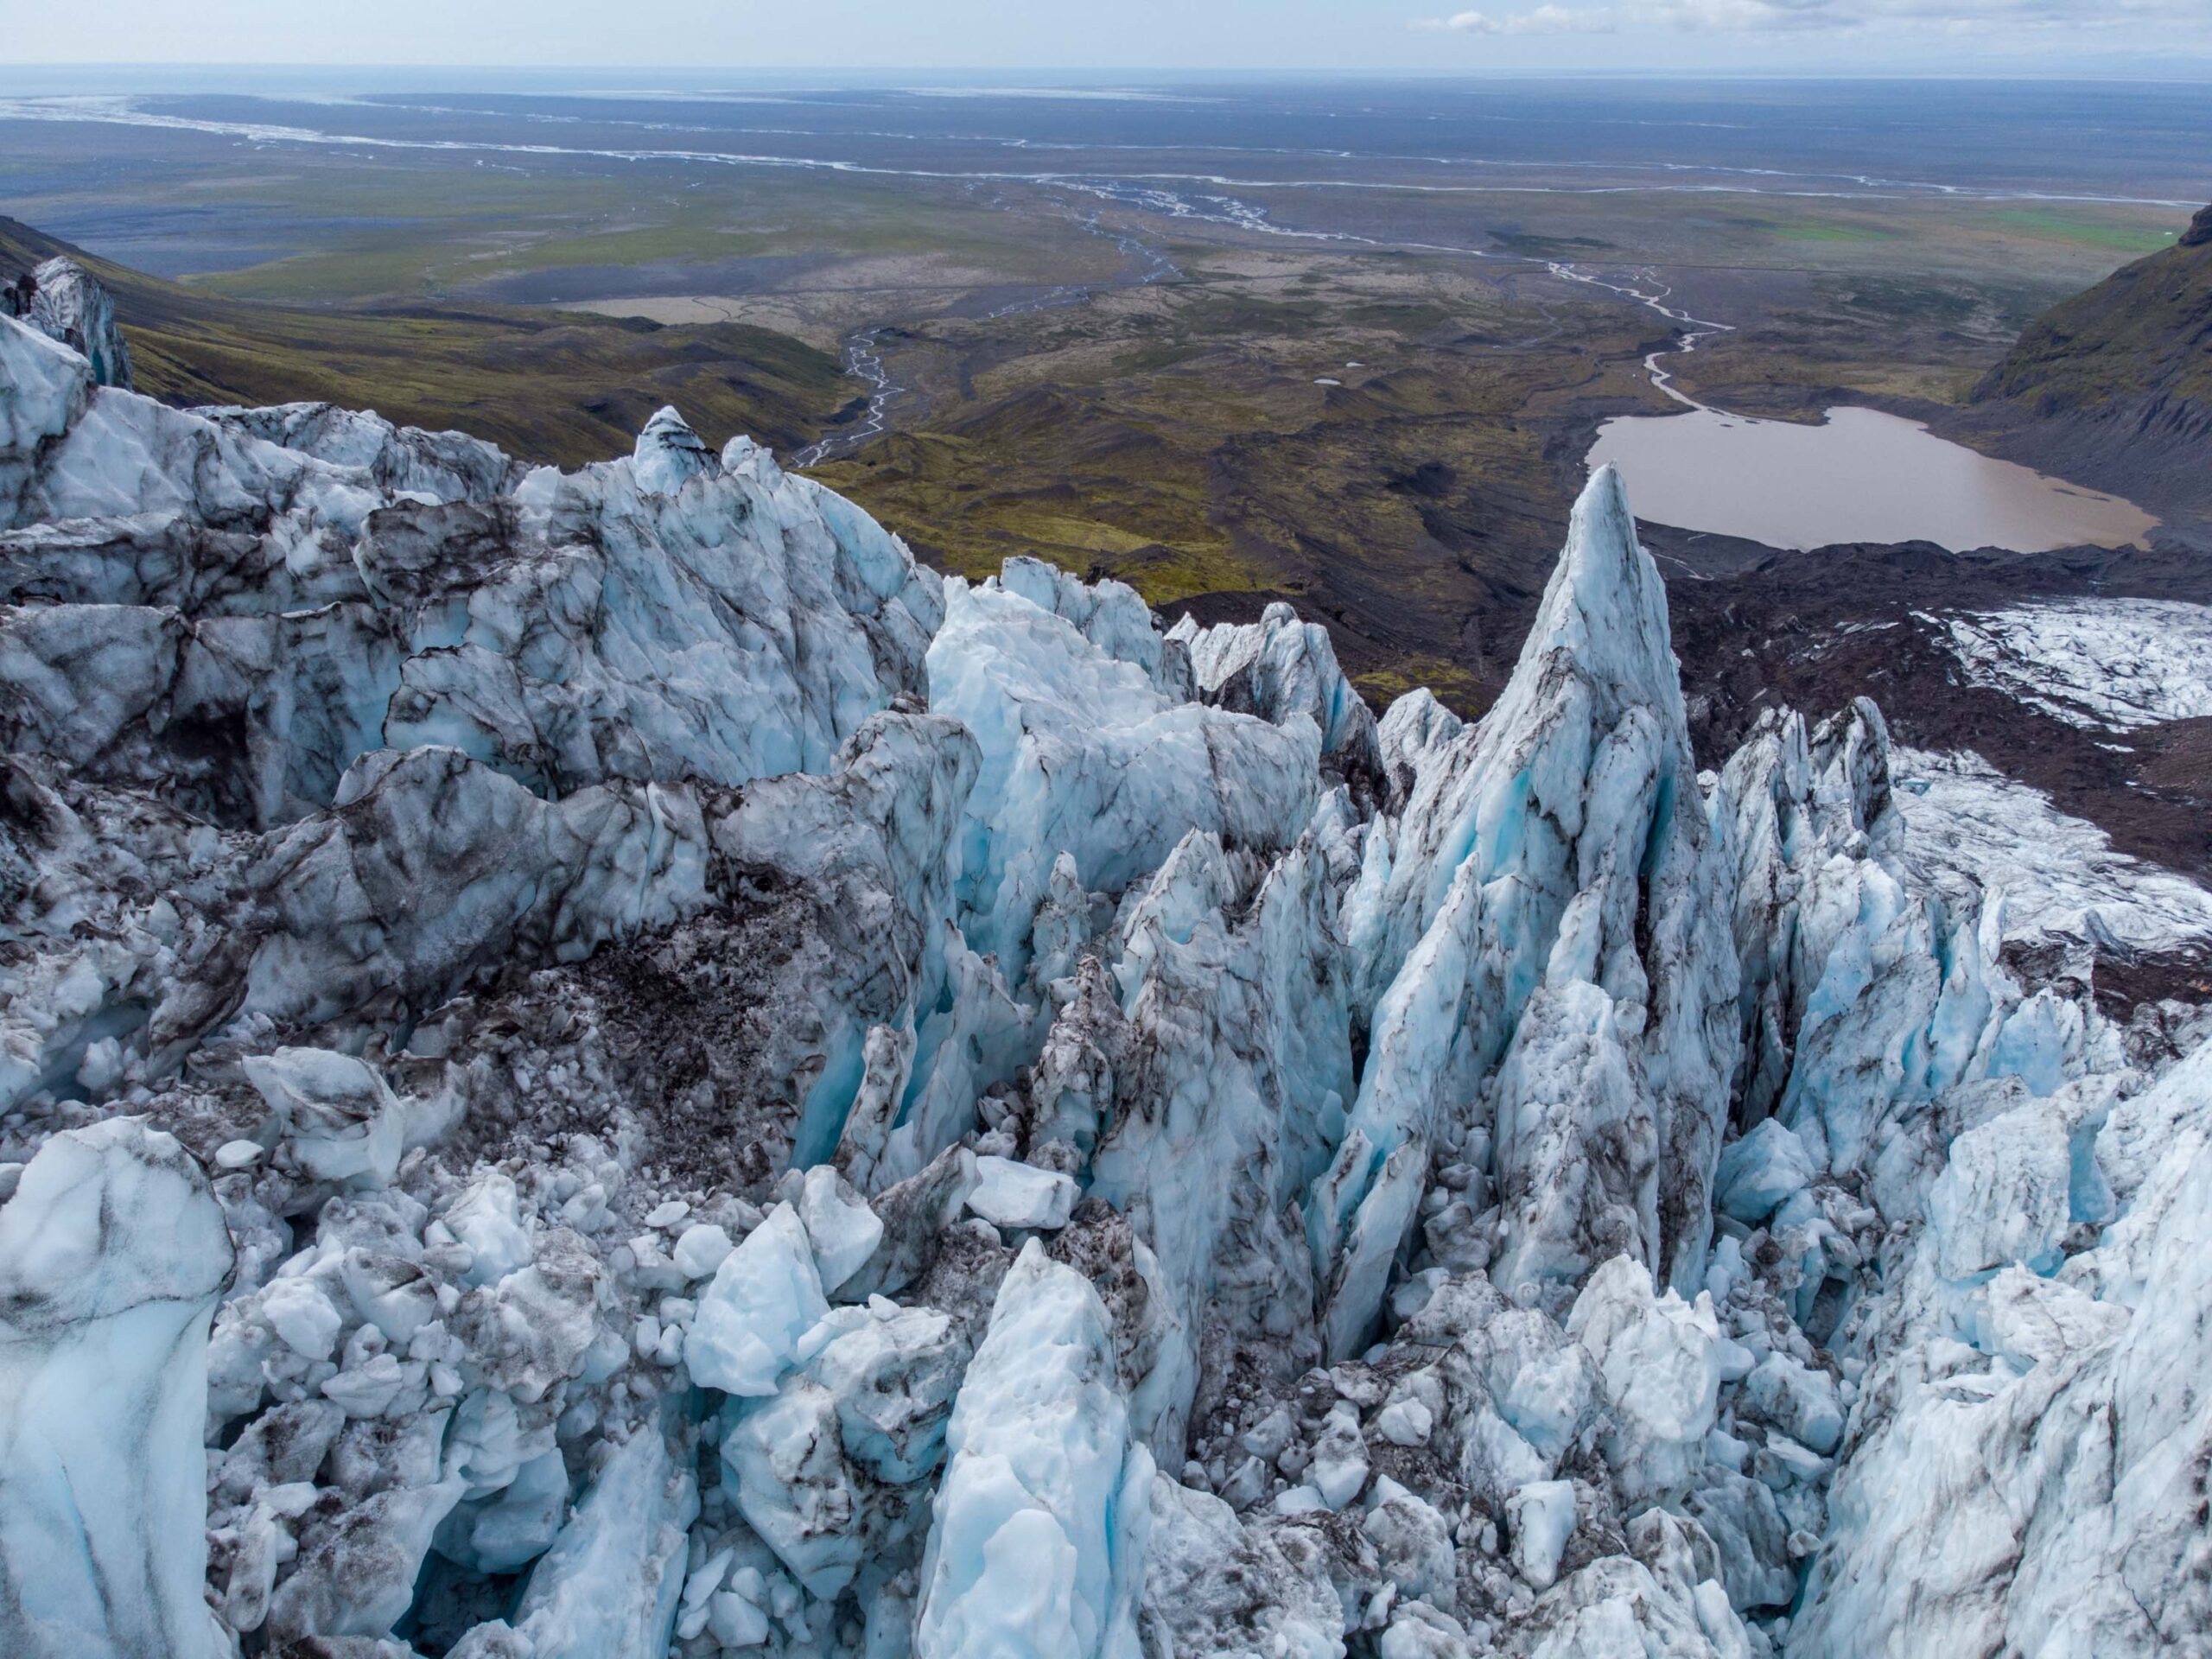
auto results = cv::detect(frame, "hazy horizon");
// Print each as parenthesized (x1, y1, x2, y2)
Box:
(4, 67, 2211, 105)
(9, 0, 2211, 80)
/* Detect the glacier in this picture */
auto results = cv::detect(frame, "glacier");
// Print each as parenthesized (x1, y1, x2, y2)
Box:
(1935, 599, 2212, 734)
(1887, 746, 2212, 960)
(2, 262, 2210, 1659)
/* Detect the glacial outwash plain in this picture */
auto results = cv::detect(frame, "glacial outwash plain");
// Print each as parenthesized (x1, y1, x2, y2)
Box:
(0, 66, 2210, 1659)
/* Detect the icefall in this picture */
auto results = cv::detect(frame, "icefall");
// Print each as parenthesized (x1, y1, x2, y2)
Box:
(0, 277, 2207, 1659)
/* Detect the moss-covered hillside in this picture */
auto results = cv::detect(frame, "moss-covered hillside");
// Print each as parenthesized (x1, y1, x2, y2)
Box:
(1974, 203, 2212, 441)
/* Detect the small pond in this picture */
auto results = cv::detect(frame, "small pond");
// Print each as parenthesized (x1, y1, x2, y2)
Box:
(1587, 404, 2158, 554)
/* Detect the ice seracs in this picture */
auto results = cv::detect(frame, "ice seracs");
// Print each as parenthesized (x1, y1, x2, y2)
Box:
(1793, 1038, 2212, 1655)
(1318, 462, 1736, 1355)
(1167, 598, 1382, 776)
(912, 1242, 1151, 1659)
(1, 264, 2209, 1659)
(3, 256, 132, 389)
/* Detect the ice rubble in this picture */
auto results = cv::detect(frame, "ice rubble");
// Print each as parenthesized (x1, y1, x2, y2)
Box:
(3, 277, 2211, 1659)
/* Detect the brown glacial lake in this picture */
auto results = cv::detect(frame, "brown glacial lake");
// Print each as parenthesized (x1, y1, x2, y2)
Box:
(1587, 404, 2158, 554)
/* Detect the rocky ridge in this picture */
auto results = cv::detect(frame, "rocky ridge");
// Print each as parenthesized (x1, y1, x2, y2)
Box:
(2, 270, 2209, 1659)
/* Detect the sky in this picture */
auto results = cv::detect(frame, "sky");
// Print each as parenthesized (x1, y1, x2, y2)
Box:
(8, 0, 2209, 77)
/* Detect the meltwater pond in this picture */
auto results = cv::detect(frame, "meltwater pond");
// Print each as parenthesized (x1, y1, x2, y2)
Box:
(1588, 403, 2158, 553)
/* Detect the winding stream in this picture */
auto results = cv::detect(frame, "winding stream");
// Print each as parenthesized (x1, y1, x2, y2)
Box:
(1548, 261, 1734, 408)
(791, 327, 899, 469)
(795, 208, 1177, 469)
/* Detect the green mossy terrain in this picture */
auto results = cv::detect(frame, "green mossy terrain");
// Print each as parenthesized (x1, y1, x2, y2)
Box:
(813, 251, 1659, 714)
(1984, 209, 2181, 257)
(0, 217, 848, 467)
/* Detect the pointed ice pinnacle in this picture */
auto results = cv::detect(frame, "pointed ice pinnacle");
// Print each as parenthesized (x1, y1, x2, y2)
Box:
(912, 1241, 1152, 1659)
(633, 404, 721, 495)
(504, 1420, 699, 1658)
(1319, 464, 1738, 1352)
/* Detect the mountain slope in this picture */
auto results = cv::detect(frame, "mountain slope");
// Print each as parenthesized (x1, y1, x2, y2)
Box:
(0, 216, 847, 468)
(1967, 201, 2212, 524)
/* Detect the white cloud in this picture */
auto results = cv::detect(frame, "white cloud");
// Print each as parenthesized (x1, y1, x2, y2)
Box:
(1412, 4, 1615, 33)
(1412, 0, 2211, 34)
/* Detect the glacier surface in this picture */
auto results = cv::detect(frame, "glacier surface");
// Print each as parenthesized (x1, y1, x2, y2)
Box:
(1936, 599, 2212, 733)
(2, 271, 2210, 1659)
(1890, 747, 2212, 958)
